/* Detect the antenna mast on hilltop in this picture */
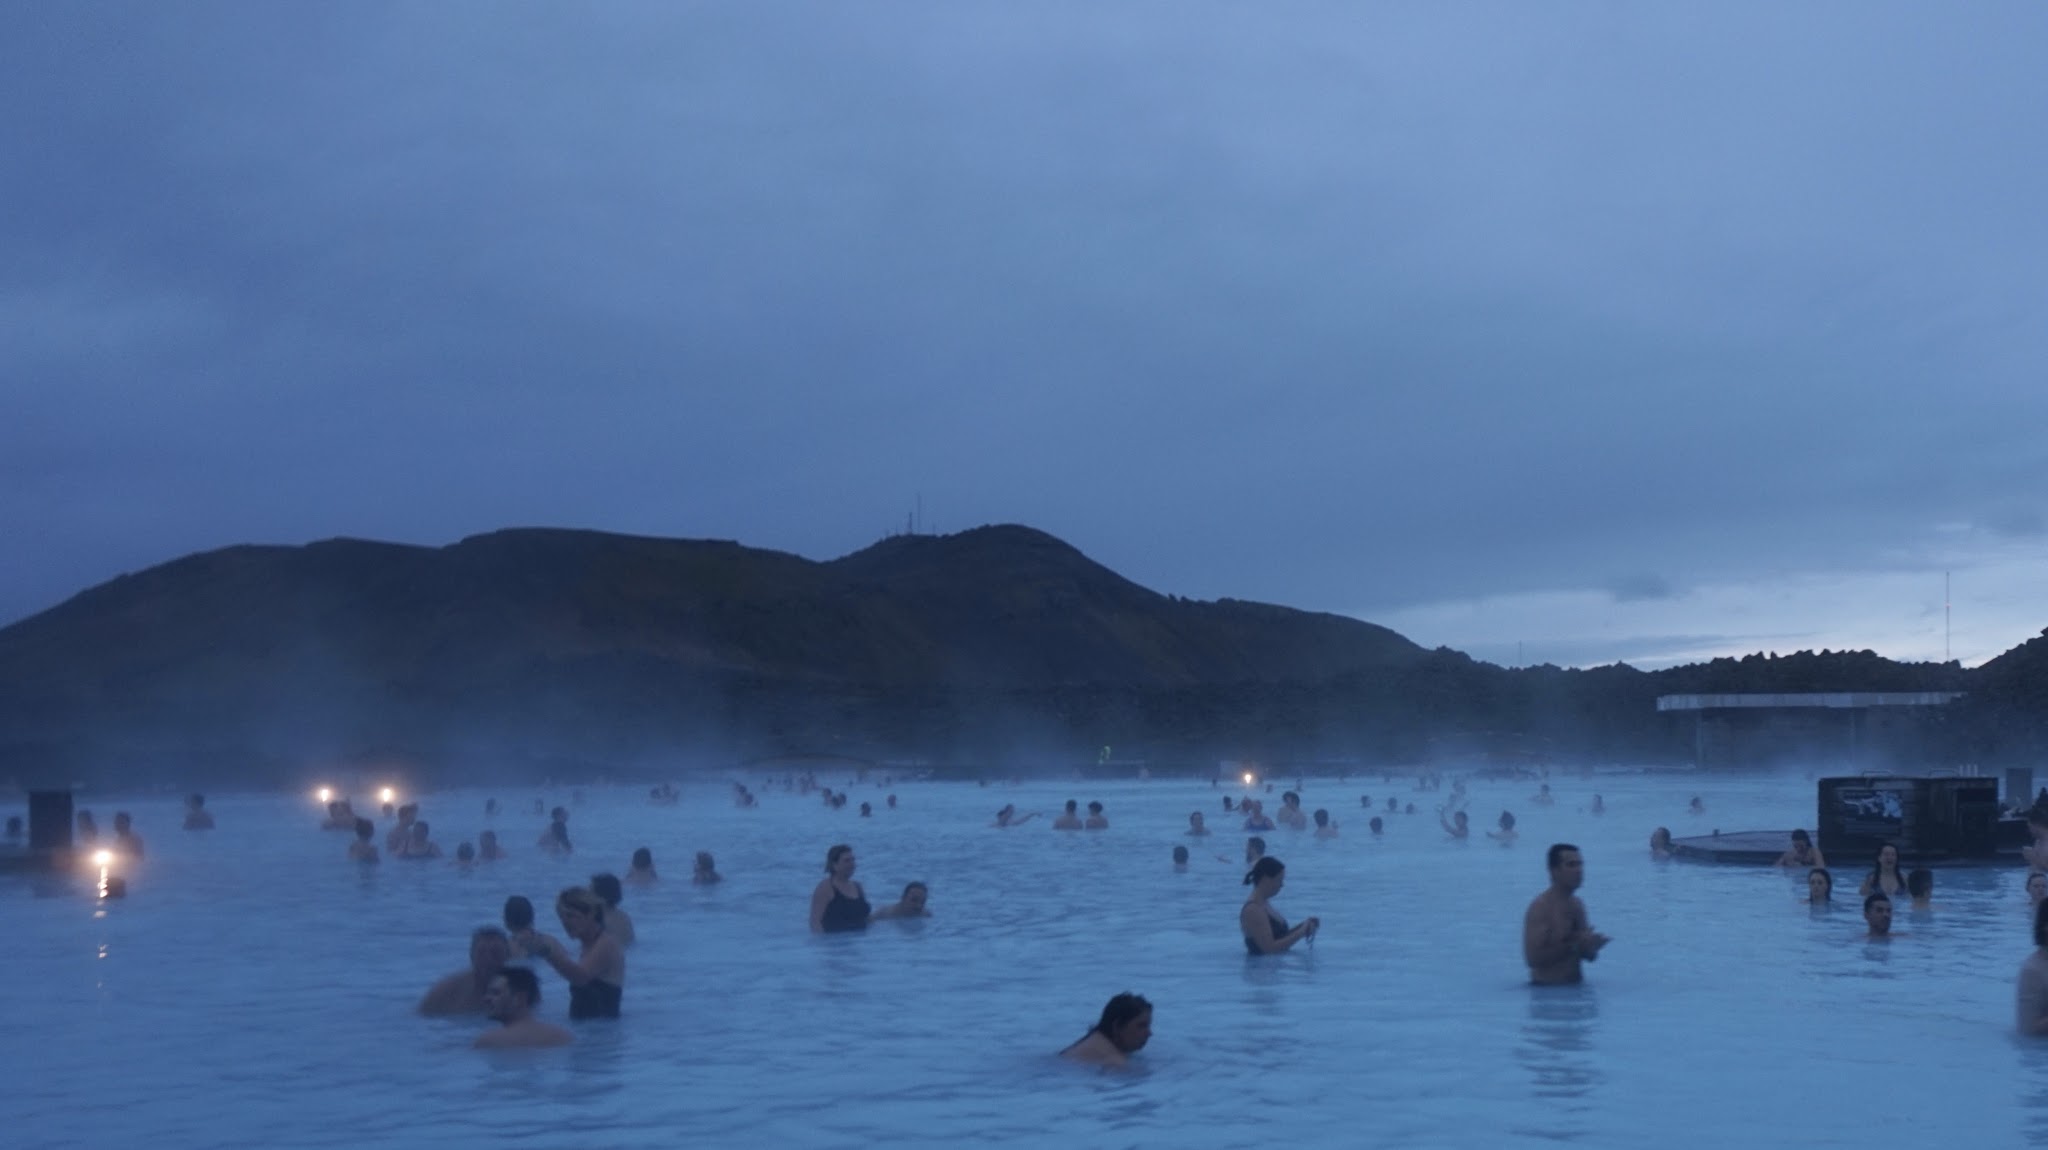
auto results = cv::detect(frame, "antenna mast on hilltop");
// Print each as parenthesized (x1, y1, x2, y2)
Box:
(1946, 571, 1951, 663)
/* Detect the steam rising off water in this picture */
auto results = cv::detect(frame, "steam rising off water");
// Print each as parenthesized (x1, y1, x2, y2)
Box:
(16, 770, 2048, 1147)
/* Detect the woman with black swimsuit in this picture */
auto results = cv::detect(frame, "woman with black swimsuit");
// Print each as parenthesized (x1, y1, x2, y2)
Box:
(522, 886, 627, 1019)
(1241, 857, 1319, 955)
(810, 844, 872, 933)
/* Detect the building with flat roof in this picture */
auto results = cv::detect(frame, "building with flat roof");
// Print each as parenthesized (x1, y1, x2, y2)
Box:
(1656, 692, 1964, 769)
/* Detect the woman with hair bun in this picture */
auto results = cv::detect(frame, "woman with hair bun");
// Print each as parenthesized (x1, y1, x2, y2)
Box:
(1240, 857, 1320, 955)
(519, 886, 626, 1019)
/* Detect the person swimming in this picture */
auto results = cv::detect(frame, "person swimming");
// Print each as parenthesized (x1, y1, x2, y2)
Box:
(589, 873, 636, 946)
(1276, 792, 1307, 830)
(1532, 784, 1555, 806)
(385, 804, 418, 851)
(1242, 801, 1275, 832)
(1172, 845, 1190, 870)
(1369, 816, 1384, 835)
(183, 794, 214, 830)
(1084, 801, 1109, 830)
(454, 841, 476, 868)
(403, 820, 443, 860)
(478, 830, 505, 861)
(1688, 796, 1706, 815)
(474, 967, 573, 1049)
(994, 804, 1039, 828)
(538, 808, 573, 855)
(873, 881, 930, 920)
(348, 817, 380, 863)
(1187, 811, 1211, 836)
(1649, 827, 1674, 858)
(1241, 857, 1319, 955)
(1906, 868, 1936, 911)
(1245, 836, 1267, 865)
(1440, 809, 1470, 840)
(1863, 892, 1895, 938)
(692, 851, 721, 885)
(520, 887, 626, 1019)
(627, 847, 658, 885)
(1059, 993, 1153, 1067)
(1313, 809, 1338, 839)
(418, 927, 514, 1015)
(810, 844, 871, 933)
(1052, 801, 1084, 830)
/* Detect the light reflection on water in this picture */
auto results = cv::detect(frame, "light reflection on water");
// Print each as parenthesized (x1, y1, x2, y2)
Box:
(13, 771, 2048, 1147)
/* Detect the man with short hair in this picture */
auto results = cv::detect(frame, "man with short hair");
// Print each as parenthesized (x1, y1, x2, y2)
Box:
(1052, 800, 1083, 830)
(419, 928, 514, 1015)
(1523, 844, 1611, 985)
(474, 968, 573, 1049)
(1864, 892, 1895, 938)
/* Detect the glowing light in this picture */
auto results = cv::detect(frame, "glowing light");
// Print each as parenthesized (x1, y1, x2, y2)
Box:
(316, 787, 333, 803)
(91, 849, 113, 866)
(1243, 772, 1255, 786)
(378, 787, 397, 804)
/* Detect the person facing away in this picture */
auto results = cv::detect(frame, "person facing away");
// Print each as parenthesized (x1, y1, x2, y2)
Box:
(385, 804, 418, 851)
(692, 851, 721, 885)
(1487, 811, 1517, 844)
(1776, 829, 1825, 870)
(810, 844, 871, 933)
(348, 818, 380, 863)
(477, 830, 505, 860)
(1649, 828, 1674, 858)
(1906, 868, 1937, 911)
(1060, 993, 1153, 1067)
(539, 808, 573, 855)
(183, 794, 214, 830)
(1523, 843, 1610, 985)
(1172, 845, 1190, 870)
(1313, 809, 1338, 839)
(474, 967, 574, 1049)
(2018, 899, 2048, 1036)
(111, 812, 144, 860)
(1241, 857, 1319, 955)
(626, 847, 658, 885)
(874, 881, 930, 920)
(1084, 801, 1109, 830)
(1368, 816, 1384, 835)
(1276, 792, 1307, 829)
(1052, 801, 1084, 830)
(419, 928, 514, 1015)
(589, 873, 636, 946)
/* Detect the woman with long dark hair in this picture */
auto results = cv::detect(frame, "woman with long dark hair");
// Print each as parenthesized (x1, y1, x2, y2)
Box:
(1241, 857, 1320, 955)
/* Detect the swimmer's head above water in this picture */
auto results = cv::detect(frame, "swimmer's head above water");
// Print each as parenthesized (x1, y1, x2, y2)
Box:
(1808, 868, 1833, 902)
(1092, 992, 1152, 1053)
(1245, 836, 1266, 863)
(590, 873, 624, 908)
(1863, 892, 1892, 935)
(556, 886, 607, 937)
(503, 895, 535, 933)
(826, 844, 856, 877)
(1313, 809, 1330, 828)
(1369, 816, 1384, 834)
(1172, 845, 1189, 865)
(633, 847, 655, 872)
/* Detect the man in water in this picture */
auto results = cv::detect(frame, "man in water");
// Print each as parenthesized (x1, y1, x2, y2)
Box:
(418, 928, 514, 1015)
(1052, 800, 1083, 830)
(1523, 844, 1611, 985)
(474, 968, 573, 1049)
(1863, 893, 1895, 938)
(1060, 992, 1152, 1067)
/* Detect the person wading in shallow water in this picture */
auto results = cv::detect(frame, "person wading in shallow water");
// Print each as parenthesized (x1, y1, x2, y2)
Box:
(1523, 844, 1610, 985)
(810, 844, 871, 933)
(1060, 993, 1153, 1067)
(520, 887, 626, 1019)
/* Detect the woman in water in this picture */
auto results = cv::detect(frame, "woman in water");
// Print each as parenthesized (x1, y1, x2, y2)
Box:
(521, 887, 626, 1019)
(1487, 811, 1517, 844)
(626, 847, 658, 885)
(873, 881, 930, 920)
(692, 851, 721, 885)
(538, 808, 573, 855)
(1774, 829, 1825, 869)
(1312, 809, 1338, 839)
(1187, 811, 1210, 836)
(402, 820, 442, 860)
(1859, 844, 1909, 900)
(810, 844, 871, 933)
(1649, 827, 1675, 858)
(590, 873, 636, 946)
(1242, 801, 1276, 832)
(1244, 836, 1267, 865)
(1805, 867, 1833, 904)
(1241, 857, 1319, 955)
(2028, 871, 2047, 907)
(477, 830, 505, 861)
(994, 805, 1039, 828)
(1059, 993, 1153, 1067)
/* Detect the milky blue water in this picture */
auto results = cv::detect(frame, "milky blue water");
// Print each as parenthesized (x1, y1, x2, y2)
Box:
(12, 770, 2048, 1149)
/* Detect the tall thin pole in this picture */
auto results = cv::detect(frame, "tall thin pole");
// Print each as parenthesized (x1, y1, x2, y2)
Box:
(1945, 571, 1951, 663)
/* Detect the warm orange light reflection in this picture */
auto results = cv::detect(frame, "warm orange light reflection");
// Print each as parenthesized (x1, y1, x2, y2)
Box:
(378, 787, 397, 804)
(316, 787, 333, 803)
(1243, 772, 1255, 786)
(92, 849, 113, 867)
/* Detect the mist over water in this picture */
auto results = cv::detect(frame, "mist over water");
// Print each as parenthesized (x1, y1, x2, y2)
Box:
(17, 769, 2048, 1148)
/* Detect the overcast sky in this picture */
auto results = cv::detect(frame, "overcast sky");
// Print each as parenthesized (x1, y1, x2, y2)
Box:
(4, 2, 2045, 668)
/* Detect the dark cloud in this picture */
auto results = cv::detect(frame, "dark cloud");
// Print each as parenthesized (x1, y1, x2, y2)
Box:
(3, 2, 2047, 650)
